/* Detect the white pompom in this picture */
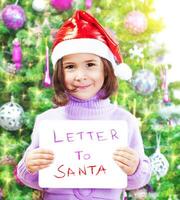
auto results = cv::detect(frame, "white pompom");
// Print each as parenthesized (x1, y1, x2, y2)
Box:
(113, 63, 132, 80)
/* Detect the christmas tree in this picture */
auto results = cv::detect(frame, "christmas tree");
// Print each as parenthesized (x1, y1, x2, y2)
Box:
(0, 0, 179, 199)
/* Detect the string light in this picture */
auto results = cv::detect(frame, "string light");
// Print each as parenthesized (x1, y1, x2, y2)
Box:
(28, 62, 33, 67)
(144, 108, 152, 118)
(38, 53, 45, 63)
(5, 79, 12, 88)
(4, 174, 13, 186)
(22, 93, 26, 99)
(34, 89, 42, 96)
(171, 154, 178, 163)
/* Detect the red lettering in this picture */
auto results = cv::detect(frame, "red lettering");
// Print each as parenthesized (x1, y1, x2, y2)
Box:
(87, 165, 96, 175)
(54, 164, 65, 178)
(54, 164, 107, 178)
(96, 165, 107, 175)
(78, 166, 87, 175)
(67, 167, 75, 176)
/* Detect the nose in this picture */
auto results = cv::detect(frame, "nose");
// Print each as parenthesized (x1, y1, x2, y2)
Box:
(74, 68, 87, 81)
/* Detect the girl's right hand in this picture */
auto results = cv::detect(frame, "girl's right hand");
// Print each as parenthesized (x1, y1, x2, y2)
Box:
(25, 148, 54, 173)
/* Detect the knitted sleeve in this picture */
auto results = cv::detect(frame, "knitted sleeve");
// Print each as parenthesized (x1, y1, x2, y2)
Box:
(126, 116, 152, 190)
(17, 116, 42, 190)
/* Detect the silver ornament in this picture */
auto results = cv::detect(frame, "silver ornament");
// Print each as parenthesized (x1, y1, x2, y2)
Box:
(131, 69, 157, 95)
(0, 97, 24, 131)
(150, 149, 169, 180)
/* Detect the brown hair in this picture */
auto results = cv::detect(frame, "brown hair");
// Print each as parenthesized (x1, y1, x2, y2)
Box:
(52, 57, 118, 106)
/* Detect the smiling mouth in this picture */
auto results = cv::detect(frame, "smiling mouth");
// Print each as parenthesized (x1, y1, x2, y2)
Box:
(75, 84, 92, 90)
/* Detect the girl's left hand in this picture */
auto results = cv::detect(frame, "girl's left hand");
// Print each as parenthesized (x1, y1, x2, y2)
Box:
(113, 147, 140, 175)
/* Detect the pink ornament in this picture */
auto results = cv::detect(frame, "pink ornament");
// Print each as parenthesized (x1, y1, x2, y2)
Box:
(43, 46, 52, 87)
(50, 0, 73, 11)
(161, 66, 171, 104)
(2, 4, 26, 30)
(85, 0, 92, 9)
(124, 11, 147, 35)
(12, 38, 22, 70)
(163, 90, 171, 104)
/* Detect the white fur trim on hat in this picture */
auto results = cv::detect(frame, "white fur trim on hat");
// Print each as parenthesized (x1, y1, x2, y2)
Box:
(51, 38, 117, 68)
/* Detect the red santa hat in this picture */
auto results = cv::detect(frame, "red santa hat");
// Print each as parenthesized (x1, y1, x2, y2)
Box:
(51, 10, 131, 79)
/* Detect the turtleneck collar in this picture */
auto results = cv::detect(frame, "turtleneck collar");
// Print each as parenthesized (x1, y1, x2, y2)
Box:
(64, 92, 115, 120)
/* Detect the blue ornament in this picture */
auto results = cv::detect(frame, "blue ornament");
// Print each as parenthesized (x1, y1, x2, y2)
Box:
(131, 69, 157, 95)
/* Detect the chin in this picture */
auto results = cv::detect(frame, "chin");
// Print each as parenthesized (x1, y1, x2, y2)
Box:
(73, 93, 96, 100)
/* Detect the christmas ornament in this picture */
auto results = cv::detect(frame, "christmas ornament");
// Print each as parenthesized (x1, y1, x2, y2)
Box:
(43, 46, 51, 87)
(0, 96, 24, 131)
(124, 11, 147, 35)
(51, 0, 73, 11)
(32, 0, 47, 12)
(150, 133, 169, 180)
(85, 0, 92, 9)
(114, 63, 132, 80)
(12, 38, 22, 70)
(2, 4, 26, 30)
(130, 188, 148, 200)
(161, 66, 171, 104)
(131, 69, 157, 95)
(129, 45, 144, 61)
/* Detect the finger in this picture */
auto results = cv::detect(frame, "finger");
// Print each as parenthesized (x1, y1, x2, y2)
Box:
(30, 153, 54, 160)
(116, 147, 137, 156)
(115, 161, 130, 173)
(29, 159, 54, 166)
(33, 148, 54, 155)
(28, 164, 51, 172)
(113, 150, 134, 161)
(113, 155, 131, 167)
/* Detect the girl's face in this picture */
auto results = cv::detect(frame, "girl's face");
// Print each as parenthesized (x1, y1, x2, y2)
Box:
(62, 53, 104, 100)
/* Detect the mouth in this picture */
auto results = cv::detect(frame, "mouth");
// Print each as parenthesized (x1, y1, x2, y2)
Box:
(75, 84, 92, 90)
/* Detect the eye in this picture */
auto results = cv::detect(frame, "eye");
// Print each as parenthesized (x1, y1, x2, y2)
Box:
(87, 62, 96, 67)
(64, 65, 74, 70)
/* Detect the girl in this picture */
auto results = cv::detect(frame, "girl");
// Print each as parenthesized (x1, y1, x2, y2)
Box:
(17, 10, 151, 200)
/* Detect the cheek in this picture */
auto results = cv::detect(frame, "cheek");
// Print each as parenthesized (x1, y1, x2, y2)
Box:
(64, 73, 72, 87)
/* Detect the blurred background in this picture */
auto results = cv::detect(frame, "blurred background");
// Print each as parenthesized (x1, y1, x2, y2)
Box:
(0, 0, 179, 199)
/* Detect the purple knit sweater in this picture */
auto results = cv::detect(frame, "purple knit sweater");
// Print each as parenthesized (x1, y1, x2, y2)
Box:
(17, 94, 151, 200)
